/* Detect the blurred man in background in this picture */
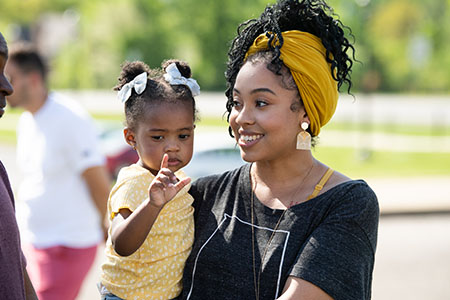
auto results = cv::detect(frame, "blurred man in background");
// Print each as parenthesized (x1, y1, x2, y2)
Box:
(0, 31, 38, 300)
(6, 42, 111, 300)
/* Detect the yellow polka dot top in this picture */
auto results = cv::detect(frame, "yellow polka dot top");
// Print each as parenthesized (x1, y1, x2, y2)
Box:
(101, 164, 194, 300)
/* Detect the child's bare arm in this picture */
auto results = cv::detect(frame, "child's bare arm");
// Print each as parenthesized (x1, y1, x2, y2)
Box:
(110, 201, 161, 256)
(110, 154, 191, 256)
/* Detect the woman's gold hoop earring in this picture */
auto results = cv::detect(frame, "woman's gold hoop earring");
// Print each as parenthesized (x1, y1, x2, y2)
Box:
(296, 122, 311, 150)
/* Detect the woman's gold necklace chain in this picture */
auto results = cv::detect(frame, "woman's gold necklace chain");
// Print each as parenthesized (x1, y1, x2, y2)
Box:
(250, 162, 314, 300)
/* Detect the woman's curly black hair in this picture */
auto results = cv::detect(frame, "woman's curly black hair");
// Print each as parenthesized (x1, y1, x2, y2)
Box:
(114, 59, 198, 130)
(225, 0, 355, 127)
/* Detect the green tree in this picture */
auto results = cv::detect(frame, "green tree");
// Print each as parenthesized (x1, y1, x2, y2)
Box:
(1, 0, 449, 93)
(171, 0, 269, 90)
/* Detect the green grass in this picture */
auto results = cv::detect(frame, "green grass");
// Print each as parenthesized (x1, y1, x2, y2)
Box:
(324, 121, 450, 137)
(313, 146, 450, 178)
(6, 109, 450, 136)
(2, 110, 449, 177)
(0, 110, 21, 144)
(0, 129, 16, 144)
(91, 112, 124, 122)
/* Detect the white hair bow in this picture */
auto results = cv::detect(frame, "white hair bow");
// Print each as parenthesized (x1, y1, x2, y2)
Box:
(163, 63, 200, 97)
(117, 72, 148, 104)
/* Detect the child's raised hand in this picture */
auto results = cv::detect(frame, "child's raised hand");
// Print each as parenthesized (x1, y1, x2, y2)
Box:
(148, 153, 191, 208)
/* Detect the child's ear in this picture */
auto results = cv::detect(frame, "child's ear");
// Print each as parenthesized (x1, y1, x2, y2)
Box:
(123, 127, 136, 149)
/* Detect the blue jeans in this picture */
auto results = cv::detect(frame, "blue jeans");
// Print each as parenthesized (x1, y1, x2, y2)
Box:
(98, 282, 124, 300)
(101, 293, 124, 300)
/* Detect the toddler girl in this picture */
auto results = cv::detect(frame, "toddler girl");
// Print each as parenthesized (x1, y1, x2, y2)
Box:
(99, 59, 200, 300)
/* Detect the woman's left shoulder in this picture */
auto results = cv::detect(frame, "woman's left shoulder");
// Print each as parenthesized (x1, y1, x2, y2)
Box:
(315, 167, 378, 213)
(325, 177, 379, 224)
(327, 170, 377, 203)
(343, 179, 377, 204)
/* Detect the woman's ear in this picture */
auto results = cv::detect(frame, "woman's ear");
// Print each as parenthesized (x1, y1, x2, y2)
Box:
(298, 108, 310, 128)
(123, 127, 136, 149)
(301, 114, 310, 127)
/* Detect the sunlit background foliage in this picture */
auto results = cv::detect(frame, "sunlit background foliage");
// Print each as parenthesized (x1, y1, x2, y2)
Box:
(1, 0, 449, 93)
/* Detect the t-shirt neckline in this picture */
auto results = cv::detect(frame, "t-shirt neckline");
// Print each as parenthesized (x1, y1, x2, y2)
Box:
(243, 163, 364, 213)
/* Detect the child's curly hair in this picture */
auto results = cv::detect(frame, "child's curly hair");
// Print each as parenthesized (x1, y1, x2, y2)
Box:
(114, 59, 198, 130)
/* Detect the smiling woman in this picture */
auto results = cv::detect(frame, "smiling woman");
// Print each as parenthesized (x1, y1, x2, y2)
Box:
(178, 1, 379, 300)
(230, 60, 302, 163)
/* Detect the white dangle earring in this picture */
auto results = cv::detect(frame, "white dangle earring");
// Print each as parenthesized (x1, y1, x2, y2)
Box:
(296, 122, 311, 150)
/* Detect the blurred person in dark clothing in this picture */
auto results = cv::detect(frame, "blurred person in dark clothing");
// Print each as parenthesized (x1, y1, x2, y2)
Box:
(0, 31, 38, 300)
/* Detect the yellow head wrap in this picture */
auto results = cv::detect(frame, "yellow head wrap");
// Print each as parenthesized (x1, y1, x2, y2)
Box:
(245, 30, 338, 136)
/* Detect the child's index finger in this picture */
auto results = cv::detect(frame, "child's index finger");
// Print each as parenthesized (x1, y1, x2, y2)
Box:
(160, 153, 169, 170)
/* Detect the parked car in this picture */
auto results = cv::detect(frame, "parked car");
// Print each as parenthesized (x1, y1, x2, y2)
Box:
(185, 132, 245, 180)
(99, 126, 245, 180)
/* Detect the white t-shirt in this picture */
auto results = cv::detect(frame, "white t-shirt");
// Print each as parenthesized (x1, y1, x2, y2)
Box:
(16, 93, 105, 248)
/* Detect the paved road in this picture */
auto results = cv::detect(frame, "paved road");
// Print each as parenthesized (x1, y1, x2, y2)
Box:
(372, 214, 450, 300)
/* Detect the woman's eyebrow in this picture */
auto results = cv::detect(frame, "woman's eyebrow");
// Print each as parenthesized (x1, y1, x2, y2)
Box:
(233, 87, 276, 95)
(250, 88, 276, 95)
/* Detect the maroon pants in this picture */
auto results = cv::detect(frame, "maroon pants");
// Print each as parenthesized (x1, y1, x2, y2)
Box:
(23, 244, 98, 300)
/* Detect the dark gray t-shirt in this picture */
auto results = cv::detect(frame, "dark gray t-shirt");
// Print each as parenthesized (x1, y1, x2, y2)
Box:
(180, 164, 379, 300)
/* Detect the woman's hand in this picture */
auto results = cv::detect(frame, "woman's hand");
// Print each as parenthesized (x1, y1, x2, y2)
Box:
(148, 153, 191, 208)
